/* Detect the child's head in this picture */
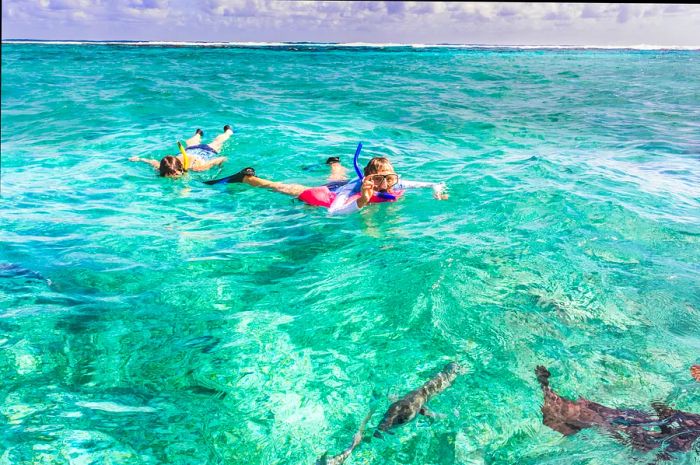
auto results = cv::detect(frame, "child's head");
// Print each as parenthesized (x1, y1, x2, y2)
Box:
(364, 157, 399, 190)
(363, 157, 395, 176)
(159, 156, 184, 177)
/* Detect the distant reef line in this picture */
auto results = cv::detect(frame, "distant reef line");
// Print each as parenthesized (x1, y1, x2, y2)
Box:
(3, 40, 699, 51)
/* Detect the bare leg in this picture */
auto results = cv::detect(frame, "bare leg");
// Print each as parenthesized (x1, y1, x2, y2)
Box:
(185, 129, 203, 147)
(243, 175, 308, 197)
(207, 127, 234, 153)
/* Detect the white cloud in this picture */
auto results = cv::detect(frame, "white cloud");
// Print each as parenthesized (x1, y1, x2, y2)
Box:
(2, 1, 700, 45)
(48, 0, 87, 10)
(581, 4, 605, 19)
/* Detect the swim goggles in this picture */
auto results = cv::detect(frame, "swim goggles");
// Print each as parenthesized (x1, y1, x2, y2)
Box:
(366, 173, 400, 187)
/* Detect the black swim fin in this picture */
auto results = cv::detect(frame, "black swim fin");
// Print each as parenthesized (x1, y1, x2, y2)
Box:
(203, 167, 255, 185)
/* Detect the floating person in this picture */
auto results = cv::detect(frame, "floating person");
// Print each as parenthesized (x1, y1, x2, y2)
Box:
(130, 126, 232, 177)
(302, 155, 349, 179)
(535, 365, 700, 459)
(374, 362, 461, 438)
(691, 365, 700, 382)
(204, 143, 448, 215)
(324, 156, 348, 182)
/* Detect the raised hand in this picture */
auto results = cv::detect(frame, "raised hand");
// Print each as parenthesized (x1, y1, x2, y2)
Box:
(357, 177, 375, 208)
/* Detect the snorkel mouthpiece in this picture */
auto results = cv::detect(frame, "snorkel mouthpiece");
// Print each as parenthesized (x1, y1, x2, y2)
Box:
(352, 142, 396, 201)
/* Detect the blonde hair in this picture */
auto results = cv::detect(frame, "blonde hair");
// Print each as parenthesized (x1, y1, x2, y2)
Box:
(363, 157, 394, 176)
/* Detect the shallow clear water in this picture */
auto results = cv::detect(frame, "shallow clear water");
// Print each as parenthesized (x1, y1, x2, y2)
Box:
(1, 44, 699, 464)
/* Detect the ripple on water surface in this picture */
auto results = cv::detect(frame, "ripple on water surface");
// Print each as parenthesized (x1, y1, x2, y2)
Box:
(1, 44, 699, 464)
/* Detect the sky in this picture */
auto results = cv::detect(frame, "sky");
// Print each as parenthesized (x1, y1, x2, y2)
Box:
(2, 1, 700, 46)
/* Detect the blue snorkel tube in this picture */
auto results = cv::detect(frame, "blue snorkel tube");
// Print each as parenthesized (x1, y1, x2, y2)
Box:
(353, 142, 396, 201)
(352, 142, 364, 180)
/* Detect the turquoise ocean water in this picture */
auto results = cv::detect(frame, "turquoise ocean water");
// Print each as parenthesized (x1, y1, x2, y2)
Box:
(1, 43, 699, 464)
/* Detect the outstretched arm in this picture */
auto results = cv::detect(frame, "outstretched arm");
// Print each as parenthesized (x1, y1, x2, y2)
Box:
(129, 156, 160, 169)
(396, 180, 449, 200)
(190, 157, 227, 172)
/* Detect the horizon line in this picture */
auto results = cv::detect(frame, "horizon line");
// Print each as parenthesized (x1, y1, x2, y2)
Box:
(2, 39, 699, 50)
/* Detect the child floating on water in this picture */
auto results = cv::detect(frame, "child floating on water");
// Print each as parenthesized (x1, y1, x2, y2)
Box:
(205, 152, 448, 215)
(130, 126, 233, 177)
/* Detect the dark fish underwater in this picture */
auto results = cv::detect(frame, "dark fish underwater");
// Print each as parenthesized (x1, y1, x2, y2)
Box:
(536, 365, 700, 460)
(375, 362, 462, 438)
(0, 263, 51, 286)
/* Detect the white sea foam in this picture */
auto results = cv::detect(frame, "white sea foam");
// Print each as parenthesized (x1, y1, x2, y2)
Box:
(2, 40, 699, 50)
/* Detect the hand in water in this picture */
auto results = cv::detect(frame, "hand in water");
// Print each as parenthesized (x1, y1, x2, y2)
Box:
(433, 183, 449, 200)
